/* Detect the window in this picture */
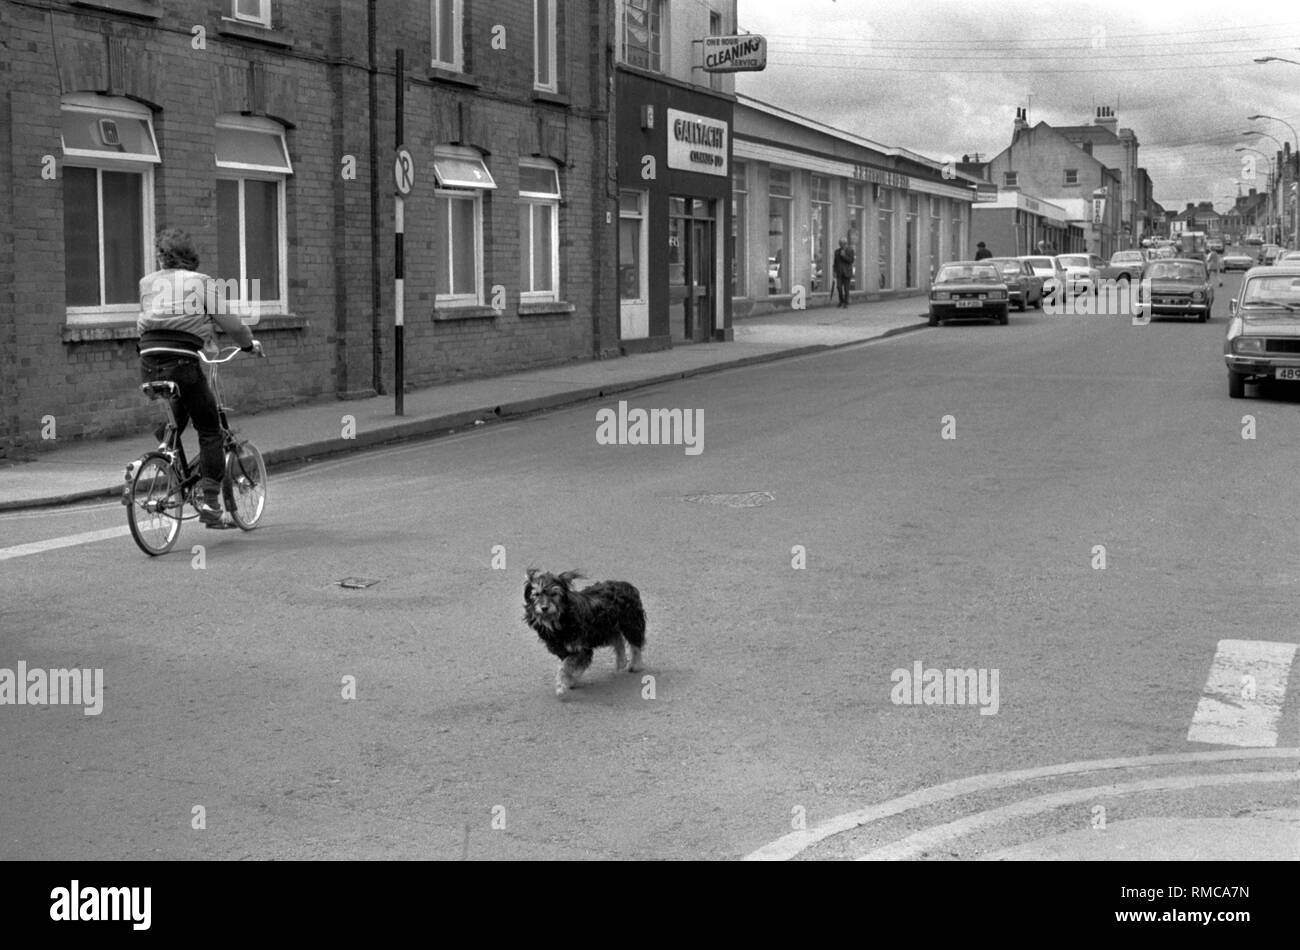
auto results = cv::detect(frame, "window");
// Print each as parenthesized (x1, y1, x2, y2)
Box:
(619, 190, 646, 302)
(231, 0, 270, 27)
(519, 160, 560, 300)
(215, 115, 293, 318)
(431, 0, 463, 71)
(623, 0, 662, 71)
(847, 182, 865, 290)
(1003, 171, 1018, 188)
(878, 187, 894, 289)
(709, 10, 723, 92)
(929, 197, 942, 282)
(1064, 168, 1079, 185)
(768, 167, 792, 295)
(534, 0, 556, 92)
(61, 94, 159, 323)
(433, 147, 495, 305)
(732, 162, 747, 296)
(905, 193, 919, 288)
(810, 175, 831, 292)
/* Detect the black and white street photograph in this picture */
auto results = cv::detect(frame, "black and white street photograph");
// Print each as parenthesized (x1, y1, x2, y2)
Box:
(1, 0, 1297, 929)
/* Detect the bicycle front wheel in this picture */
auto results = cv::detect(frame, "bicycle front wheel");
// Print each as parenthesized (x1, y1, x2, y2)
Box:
(127, 453, 183, 556)
(224, 441, 267, 530)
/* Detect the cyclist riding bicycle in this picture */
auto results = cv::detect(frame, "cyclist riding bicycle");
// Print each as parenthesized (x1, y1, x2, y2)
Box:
(138, 228, 262, 526)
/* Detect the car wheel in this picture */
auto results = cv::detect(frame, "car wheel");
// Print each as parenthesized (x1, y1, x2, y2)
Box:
(1017, 298, 1027, 312)
(1228, 371, 1246, 398)
(1198, 310, 1208, 323)
(929, 313, 939, 327)
(998, 307, 1009, 326)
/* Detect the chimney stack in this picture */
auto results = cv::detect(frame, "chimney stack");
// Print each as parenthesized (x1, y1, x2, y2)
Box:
(1014, 106, 1028, 139)
(1094, 105, 1118, 134)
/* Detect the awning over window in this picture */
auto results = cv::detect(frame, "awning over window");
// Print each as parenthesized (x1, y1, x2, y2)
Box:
(434, 150, 496, 190)
(61, 108, 159, 162)
(215, 119, 293, 174)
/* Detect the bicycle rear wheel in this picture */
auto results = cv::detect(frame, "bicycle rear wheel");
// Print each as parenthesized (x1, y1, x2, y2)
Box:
(224, 441, 267, 530)
(127, 453, 183, 556)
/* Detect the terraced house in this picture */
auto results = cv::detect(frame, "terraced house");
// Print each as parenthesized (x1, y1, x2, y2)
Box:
(0, 0, 615, 456)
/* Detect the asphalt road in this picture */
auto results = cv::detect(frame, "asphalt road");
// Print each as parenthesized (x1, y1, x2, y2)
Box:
(3, 272, 1298, 860)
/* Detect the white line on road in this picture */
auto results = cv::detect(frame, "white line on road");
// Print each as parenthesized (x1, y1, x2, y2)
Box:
(0, 525, 131, 561)
(857, 771, 1292, 861)
(743, 748, 1298, 861)
(1187, 639, 1299, 748)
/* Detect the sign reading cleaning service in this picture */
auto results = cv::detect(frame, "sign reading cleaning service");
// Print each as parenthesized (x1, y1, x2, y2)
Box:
(702, 35, 767, 72)
(667, 109, 728, 177)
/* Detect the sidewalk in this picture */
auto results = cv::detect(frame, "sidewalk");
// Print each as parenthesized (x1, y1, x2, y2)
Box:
(0, 297, 929, 511)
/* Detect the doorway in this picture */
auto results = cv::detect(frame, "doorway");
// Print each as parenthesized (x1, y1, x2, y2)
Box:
(668, 197, 716, 343)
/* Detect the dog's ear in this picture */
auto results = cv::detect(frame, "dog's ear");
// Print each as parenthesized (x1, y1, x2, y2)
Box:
(524, 568, 539, 599)
(557, 570, 583, 588)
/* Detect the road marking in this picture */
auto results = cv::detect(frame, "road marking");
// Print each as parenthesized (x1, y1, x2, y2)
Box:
(743, 748, 1298, 861)
(857, 771, 1292, 861)
(0, 525, 131, 561)
(1187, 639, 1298, 748)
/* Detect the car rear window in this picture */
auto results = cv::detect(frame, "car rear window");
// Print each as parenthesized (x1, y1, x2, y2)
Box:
(1058, 256, 1088, 266)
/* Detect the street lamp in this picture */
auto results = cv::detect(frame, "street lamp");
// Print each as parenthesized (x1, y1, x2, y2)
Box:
(1235, 146, 1276, 241)
(1247, 114, 1300, 247)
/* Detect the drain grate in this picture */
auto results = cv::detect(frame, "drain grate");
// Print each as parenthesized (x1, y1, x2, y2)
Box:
(681, 491, 774, 508)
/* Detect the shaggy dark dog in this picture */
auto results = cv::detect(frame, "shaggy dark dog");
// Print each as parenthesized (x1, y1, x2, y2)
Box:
(523, 569, 646, 696)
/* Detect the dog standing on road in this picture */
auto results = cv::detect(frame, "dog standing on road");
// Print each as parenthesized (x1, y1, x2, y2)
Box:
(523, 569, 646, 697)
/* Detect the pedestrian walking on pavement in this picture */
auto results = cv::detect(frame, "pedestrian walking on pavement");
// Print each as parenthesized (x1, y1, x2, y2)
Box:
(832, 239, 855, 307)
(975, 241, 992, 260)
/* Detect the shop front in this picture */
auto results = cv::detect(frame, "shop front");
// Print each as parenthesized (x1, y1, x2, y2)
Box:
(616, 70, 734, 349)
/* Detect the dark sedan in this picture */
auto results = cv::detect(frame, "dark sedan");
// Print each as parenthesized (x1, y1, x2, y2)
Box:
(1135, 258, 1214, 322)
(986, 257, 1043, 311)
(929, 262, 1010, 326)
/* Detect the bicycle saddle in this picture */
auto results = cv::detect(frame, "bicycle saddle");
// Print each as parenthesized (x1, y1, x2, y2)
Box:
(140, 381, 179, 399)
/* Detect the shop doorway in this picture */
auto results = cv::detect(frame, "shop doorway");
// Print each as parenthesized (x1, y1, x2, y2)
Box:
(668, 197, 716, 343)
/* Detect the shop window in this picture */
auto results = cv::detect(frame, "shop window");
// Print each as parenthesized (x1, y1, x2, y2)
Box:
(732, 161, 747, 296)
(810, 175, 831, 293)
(619, 190, 647, 302)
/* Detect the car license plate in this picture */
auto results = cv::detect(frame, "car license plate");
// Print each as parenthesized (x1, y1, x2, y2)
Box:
(956, 300, 980, 308)
(1276, 368, 1300, 381)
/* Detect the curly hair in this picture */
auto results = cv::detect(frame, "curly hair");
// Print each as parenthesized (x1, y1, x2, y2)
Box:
(155, 228, 200, 271)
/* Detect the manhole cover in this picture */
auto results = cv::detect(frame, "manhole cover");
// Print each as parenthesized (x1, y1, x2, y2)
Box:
(337, 577, 381, 589)
(681, 491, 774, 508)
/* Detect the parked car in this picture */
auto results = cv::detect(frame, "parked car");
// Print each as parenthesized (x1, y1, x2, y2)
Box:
(1209, 240, 1225, 253)
(986, 257, 1043, 311)
(1100, 250, 1147, 284)
(1260, 244, 1283, 265)
(1224, 264, 1300, 398)
(929, 261, 1010, 326)
(1055, 253, 1103, 295)
(1277, 250, 1300, 264)
(1135, 258, 1214, 321)
(1222, 250, 1256, 271)
(1019, 255, 1067, 302)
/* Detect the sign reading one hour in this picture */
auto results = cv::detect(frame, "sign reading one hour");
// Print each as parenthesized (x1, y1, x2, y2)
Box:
(666, 109, 728, 177)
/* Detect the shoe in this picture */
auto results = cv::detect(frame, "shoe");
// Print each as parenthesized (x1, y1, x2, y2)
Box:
(197, 497, 224, 527)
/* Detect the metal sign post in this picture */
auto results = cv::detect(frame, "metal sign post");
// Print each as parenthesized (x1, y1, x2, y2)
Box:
(394, 49, 407, 416)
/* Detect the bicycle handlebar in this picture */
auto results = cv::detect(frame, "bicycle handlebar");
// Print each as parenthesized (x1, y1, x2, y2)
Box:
(199, 342, 265, 364)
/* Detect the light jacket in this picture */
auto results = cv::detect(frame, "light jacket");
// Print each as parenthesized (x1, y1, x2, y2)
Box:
(137, 269, 254, 358)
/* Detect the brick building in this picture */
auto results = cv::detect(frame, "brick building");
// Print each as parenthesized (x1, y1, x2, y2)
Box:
(0, 0, 615, 456)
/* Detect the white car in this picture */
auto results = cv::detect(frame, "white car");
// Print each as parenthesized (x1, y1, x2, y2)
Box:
(1055, 253, 1104, 295)
(1019, 255, 1067, 300)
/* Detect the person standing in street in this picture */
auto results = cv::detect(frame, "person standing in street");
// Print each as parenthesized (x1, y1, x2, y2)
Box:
(975, 241, 992, 260)
(832, 238, 855, 307)
(1206, 247, 1223, 286)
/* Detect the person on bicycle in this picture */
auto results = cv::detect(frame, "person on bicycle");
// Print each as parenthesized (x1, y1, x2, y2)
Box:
(137, 228, 261, 526)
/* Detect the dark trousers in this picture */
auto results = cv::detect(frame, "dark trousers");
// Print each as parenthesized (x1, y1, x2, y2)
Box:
(141, 356, 224, 497)
(835, 277, 851, 306)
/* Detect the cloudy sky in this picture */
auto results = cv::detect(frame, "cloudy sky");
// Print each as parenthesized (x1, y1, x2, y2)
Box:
(735, 0, 1300, 213)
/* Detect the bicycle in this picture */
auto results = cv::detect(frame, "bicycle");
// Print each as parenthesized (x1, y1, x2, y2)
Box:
(123, 346, 268, 556)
